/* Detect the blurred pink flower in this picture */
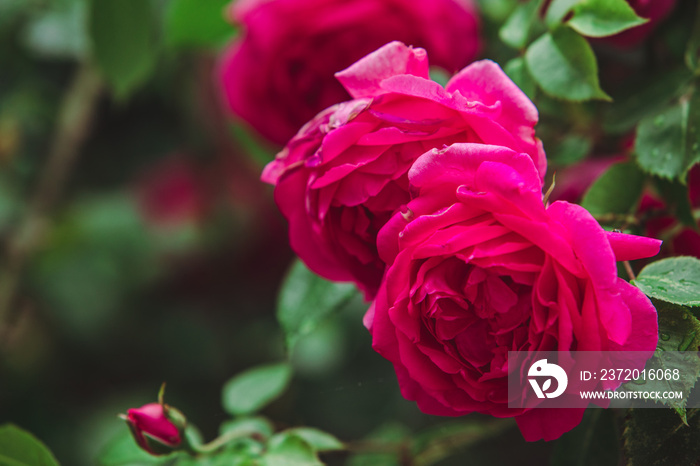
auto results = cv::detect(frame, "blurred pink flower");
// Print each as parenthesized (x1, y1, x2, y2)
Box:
(218, 0, 481, 145)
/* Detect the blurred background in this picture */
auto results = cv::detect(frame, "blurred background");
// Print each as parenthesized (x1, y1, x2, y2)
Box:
(0, 0, 696, 464)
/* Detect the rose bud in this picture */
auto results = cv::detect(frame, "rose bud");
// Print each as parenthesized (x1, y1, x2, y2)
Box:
(121, 403, 185, 456)
(218, 0, 481, 145)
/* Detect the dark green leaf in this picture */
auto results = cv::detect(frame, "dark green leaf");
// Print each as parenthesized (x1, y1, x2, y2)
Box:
(276, 259, 358, 350)
(548, 134, 592, 166)
(504, 57, 537, 100)
(603, 69, 692, 134)
(284, 428, 344, 452)
(581, 161, 645, 215)
(261, 434, 322, 466)
(685, 4, 700, 73)
(0, 424, 60, 466)
(411, 419, 513, 466)
(499, 0, 542, 49)
(88, 0, 157, 98)
(653, 177, 697, 227)
(623, 408, 700, 466)
(222, 363, 292, 416)
(618, 301, 700, 421)
(347, 423, 409, 466)
(568, 0, 647, 38)
(634, 257, 700, 307)
(525, 28, 610, 101)
(165, 0, 234, 49)
(636, 87, 700, 182)
(550, 409, 619, 466)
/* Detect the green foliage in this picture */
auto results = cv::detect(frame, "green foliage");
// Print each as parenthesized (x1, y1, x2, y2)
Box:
(260, 434, 323, 466)
(219, 417, 275, 440)
(623, 409, 700, 466)
(525, 27, 610, 101)
(88, 0, 157, 99)
(0, 424, 60, 466)
(620, 301, 700, 421)
(634, 257, 700, 307)
(567, 0, 647, 38)
(222, 363, 292, 416)
(499, 0, 542, 50)
(276, 259, 358, 350)
(165, 0, 234, 49)
(581, 161, 645, 216)
(548, 134, 592, 166)
(504, 57, 537, 100)
(603, 69, 692, 134)
(21, 0, 88, 59)
(282, 428, 344, 453)
(635, 90, 700, 182)
(98, 429, 170, 466)
(550, 409, 619, 466)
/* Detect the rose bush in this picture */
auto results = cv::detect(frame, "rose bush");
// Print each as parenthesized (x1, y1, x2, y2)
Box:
(364, 143, 661, 441)
(262, 41, 546, 298)
(218, 0, 480, 144)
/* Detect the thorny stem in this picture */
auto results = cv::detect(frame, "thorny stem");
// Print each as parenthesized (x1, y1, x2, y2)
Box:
(0, 63, 102, 335)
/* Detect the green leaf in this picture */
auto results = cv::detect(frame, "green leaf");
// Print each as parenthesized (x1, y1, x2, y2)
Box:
(0, 424, 60, 466)
(568, 0, 647, 38)
(261, 434, 322, 466)
(88, 0, 157, 99)
(525, 28, 610, 101)
(619, 301, 700, 420)
(22, 0, 88, 59)
(548, 134, 592, 166)
(222, 363, 292, 416)
(580, 161, 645, 216)
(276, 259, 358, 350)
(98, 428, 173, 465)
(603, 69, 692, 134)
(544, 0, 581, 28)
(347, 423, 409, 466)
(653, 177, 698, 228)
(219, 417, 274, 440)
(499, 0, 542, 49)
(284, 428, 344, 452)
(550, 409, 619, 466)
(411, 419, 513, 466)
(165, 0, 234, 49)
(504, 57, 537, 100)
(623, 408, 700, 466)
(636, 88, 700, 183)
(685, 3, 700, 74)
(634, 257, 700, 307)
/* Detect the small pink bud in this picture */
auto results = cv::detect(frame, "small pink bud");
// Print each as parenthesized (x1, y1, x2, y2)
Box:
(122, 403, 183, 455)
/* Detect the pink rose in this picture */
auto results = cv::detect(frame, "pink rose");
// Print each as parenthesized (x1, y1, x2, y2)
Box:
(218, 0, 481, 144)
(262, 42, 546, 298)
(604, 0, 676, 47)
(365, 143, 661, 441)
(122, 403, 182, 455)
(136, 156, 206, 228)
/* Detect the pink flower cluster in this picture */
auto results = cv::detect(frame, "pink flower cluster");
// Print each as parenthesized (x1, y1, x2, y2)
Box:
(263, 42, 661, 441)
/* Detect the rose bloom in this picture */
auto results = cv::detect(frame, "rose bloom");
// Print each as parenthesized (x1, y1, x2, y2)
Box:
(262, 41, 545, 298)
(365, 143, 661, 441)
(219, 0, 480, 145)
